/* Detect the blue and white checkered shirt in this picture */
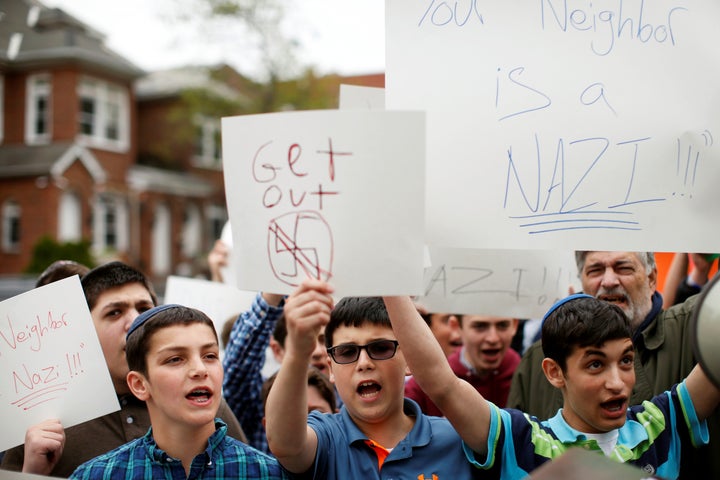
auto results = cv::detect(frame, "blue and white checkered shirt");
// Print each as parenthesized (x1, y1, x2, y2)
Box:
(70, 420, 288, 479)
(223, 292, 284, 453)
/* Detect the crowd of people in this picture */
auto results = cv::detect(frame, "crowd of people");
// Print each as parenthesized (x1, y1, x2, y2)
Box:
(0, 249, 718, 479)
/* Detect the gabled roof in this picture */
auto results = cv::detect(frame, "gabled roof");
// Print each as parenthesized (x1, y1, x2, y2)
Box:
(134, 64, 251, 103)
(0, 0, 143, 79)
(127, 165, 216, 198)
(0, 143, 217, 197)
(0, 142, 106, 183)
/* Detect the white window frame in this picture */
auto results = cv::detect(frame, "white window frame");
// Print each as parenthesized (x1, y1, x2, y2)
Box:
(193, 115, 222, 169)
(58, 191, 82, 242)
(0, 75, 4, 144)
(205, 204, 227, 245)
(92, 194, 128, 254)
(2, 200, 21, 252)
(77, 77, 130, 152)
(152, 203, 171, 276)
(181, 203, 202, 257)
(25, 73, 52, 145)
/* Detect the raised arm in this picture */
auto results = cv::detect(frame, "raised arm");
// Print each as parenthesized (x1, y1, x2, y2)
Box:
(265, 279, 334, 473)
(207, 239, 229, 283)
(222, 291, 284, 451)
(685, 363, 720, 421)
(383, 296, 491, 454)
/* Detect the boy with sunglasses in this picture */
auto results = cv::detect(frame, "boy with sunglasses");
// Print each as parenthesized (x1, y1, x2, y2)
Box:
(264, 279, 483, 479)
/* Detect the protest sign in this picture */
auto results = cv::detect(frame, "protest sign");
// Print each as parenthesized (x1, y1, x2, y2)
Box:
(164, 275, 256, 338)
(387, 0, 720, 251)
(0, 276, 119, 451)
(222, 110, 426, 296)
(419, 247, 578, 318)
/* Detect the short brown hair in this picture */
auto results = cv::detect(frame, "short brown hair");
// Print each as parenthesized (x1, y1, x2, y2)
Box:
(125, 305, 217, 376)
(81, 261, 157, 311)
(542, 296, 632, 372)
(36, 260, 90, 288)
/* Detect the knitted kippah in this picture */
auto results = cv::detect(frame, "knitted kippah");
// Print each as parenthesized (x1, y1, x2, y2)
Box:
(541, 293, 593, 322)
(126, 304, 183, 340)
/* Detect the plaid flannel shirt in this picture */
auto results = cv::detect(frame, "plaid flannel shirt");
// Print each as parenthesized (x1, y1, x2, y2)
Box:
(70, 420, 288, 479)
(223, 292, 284, 453)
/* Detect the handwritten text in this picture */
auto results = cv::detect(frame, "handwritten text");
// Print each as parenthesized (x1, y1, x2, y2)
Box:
(0, 311, 70, 354)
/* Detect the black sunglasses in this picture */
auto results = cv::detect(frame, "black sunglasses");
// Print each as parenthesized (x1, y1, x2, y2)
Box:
(326, 339, 400, 364)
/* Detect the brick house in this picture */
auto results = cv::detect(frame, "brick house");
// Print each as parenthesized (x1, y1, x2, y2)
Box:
(0, 0, 145, 275)
(0, 0, 251, 285)
(0, 0, 385, 290)
(133, 64, 258, 280)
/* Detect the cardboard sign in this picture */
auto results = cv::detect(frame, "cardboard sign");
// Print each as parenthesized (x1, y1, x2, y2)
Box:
(530, 447, 649, 480)
(387, 0, 720, 252)
(163, 275, 257, 338)
(419, 247, 578, 318)
(339, 84, 385, 110)
(0, 276, 119, 451)
(222, 110, 426, 297)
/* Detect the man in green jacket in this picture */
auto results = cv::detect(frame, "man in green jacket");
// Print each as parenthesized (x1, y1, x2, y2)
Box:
(507, 251, 715, 479)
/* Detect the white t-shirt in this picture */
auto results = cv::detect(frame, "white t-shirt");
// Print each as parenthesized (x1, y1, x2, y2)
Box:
(583, 429, 619, 456)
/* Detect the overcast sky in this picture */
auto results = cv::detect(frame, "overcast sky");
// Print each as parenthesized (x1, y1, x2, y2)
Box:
(43, 0, 386, 79)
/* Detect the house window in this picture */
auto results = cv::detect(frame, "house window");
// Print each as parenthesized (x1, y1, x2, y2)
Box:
(105, 100, 120, 140)
(152, 203, 171, 276)
(0, 75, 4, 144)
(77, 78, 129, 151)
(181, 204, 201, 257)
(193, 116, 222, 169)
(205, 204, 227, 245)
(93, 195, 128, 253)
(104, 203, 117, 247)
(2, 200, 21, 252)
(58, 192, 82, 242)
(78, 95, 95, 136)
(25, 74, 51, 144)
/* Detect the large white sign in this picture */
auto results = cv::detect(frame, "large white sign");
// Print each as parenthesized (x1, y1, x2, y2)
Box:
(387, 0, 720, 252)
(222, 110, 426, 297)
(0, 276, 119, 451)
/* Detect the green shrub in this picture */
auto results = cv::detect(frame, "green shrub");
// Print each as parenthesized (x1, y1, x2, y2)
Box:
(25, 235, 96, 274)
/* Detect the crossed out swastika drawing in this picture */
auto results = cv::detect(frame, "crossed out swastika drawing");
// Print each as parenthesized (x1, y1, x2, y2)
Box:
(267, 210, 334, 287)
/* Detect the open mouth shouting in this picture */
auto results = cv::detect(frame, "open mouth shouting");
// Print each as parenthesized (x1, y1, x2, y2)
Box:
(599, 396, 627, 419)
(481, 348, 502, 362)
(596, 289, 628, 308)
(313, 361, 329, 376)
(186, 386, 214, 406)
(357, 380, 382, 400)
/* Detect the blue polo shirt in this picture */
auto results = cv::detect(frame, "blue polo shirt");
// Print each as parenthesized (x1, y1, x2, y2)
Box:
(464, 380, 708, 479)
(307, 398, 484, 479)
